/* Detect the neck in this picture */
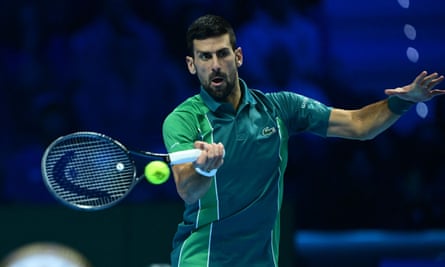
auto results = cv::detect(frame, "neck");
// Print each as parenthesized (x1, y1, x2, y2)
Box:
(227, 80, 242, 111)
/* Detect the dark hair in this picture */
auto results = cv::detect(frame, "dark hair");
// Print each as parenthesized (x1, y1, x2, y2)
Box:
(186, 14, 237, 56)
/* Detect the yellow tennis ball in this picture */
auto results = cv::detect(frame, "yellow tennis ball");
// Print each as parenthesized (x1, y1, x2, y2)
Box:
(144, 161, 170, 185)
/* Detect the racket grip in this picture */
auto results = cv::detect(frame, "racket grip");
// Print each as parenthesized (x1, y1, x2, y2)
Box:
(169, 149, 201, 165)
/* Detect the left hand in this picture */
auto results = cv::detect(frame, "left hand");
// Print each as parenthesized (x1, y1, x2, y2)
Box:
(385, 71, 445, 102)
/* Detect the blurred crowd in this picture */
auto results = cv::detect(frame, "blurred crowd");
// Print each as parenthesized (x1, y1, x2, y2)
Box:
(0, 0, 444, 230)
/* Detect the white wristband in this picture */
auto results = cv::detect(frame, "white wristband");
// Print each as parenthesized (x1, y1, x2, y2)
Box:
(195, 167, 217, 177)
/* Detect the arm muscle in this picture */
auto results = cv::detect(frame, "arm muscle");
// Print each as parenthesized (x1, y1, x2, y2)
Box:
(327, 99, 401, 140)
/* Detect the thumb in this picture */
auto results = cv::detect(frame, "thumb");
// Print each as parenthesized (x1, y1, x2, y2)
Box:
(384, 87, 406, 96)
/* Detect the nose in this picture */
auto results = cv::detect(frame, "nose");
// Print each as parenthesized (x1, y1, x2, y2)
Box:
(211, 54, 221, 72)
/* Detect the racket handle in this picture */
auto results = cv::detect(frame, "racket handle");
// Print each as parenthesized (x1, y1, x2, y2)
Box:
(169, 149, 201, 165)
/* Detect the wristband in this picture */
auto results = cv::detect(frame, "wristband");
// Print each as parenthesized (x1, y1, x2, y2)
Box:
(195, 167, 217, 177)
(387, 95, 415, 115)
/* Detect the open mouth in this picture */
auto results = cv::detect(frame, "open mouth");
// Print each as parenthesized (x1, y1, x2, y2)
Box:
(211, 77, 224, 86)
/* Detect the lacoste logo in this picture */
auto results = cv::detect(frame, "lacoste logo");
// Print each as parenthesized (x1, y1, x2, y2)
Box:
(262, 126, 277, 136)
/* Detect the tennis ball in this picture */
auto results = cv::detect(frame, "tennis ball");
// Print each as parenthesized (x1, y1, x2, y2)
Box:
(144, 161, 170, 185)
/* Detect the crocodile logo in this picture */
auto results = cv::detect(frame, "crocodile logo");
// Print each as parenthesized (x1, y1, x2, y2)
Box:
(262, 126, 277, 136)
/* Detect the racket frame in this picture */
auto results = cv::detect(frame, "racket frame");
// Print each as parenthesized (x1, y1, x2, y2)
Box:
(41, 131, 200, 211)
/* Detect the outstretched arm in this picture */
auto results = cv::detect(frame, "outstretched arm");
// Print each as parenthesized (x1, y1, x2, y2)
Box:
(327, 71, 444, 140)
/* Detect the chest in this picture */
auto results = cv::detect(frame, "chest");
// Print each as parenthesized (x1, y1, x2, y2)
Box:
(205, 105, 282, 169)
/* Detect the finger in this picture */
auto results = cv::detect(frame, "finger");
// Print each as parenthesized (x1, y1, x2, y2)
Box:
(215, 143, 225, 167)
(206, 144, 216, 159)
(193, 141, 211, 167)
(216, 142, 225, 158)
(208, 144, 222, 164)
(414, 71, 428, 85)
(422, 72, 439, 86)
(193, 141, 225, 170)
(194, 141, 208, 150)
(429, 75, 445, 88)
(431, 89, 445, 97)
(424, 72, 438, 80)
(205, 143, 225, 169)
(194, 149, 208, 166)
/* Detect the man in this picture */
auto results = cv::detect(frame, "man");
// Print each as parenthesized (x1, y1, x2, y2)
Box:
(162, 14, 444, 266)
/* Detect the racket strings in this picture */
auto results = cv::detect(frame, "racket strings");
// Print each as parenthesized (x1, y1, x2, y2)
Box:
(44, 135, 135, 209)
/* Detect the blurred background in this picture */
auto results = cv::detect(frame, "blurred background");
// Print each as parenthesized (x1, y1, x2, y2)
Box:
(1, 0, 445, 266)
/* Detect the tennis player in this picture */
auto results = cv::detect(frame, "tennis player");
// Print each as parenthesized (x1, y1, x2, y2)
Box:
(162, 14, 444, 266)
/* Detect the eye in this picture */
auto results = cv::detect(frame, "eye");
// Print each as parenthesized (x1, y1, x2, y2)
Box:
(217, 49, 230, 58)
(198, 53, 212, 61)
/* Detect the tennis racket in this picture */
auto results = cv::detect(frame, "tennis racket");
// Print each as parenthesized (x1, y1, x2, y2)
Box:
(41, 131, 200, 211)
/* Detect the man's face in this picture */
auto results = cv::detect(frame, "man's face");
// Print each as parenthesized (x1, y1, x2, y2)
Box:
(186, 34, 243, 101)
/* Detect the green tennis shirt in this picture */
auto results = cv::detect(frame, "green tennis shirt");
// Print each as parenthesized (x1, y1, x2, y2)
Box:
(162, 79, 331, 267)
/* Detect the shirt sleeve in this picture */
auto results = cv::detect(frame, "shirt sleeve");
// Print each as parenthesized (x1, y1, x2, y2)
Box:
(266, 91, 332, 137)
(162, 110, 199, 153)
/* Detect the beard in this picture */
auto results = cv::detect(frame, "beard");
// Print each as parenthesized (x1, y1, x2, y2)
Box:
(201, 70, 237, 102)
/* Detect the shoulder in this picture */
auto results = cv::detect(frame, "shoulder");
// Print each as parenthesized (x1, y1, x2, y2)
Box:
(163, 94, 212, 132)
(250, 90, 309, 112)
(265, 91, 330, 112)
(162, 95, 208, 152)
(173, 95, 206, 113)
(265, 91, 308, 104)
(166, 95, 208, 119)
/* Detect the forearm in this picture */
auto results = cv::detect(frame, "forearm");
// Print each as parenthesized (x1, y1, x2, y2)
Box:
(328, 97, 413, 140)
(351, 98, 403, 140)
(172, 163, 212, 204)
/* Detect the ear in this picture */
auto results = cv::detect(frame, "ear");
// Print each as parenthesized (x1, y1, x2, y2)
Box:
(235, 47, 243, 67)
(185, 56, 196, 75)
